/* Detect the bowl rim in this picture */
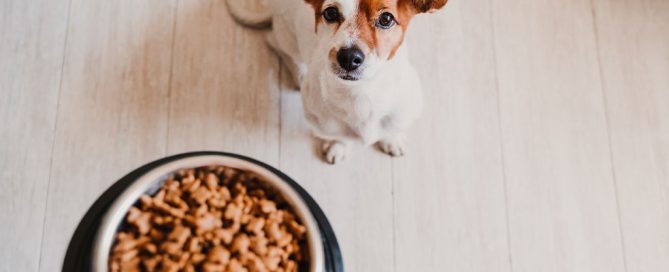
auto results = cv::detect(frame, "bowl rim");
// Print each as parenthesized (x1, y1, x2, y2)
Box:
(92, 154, 325, 272)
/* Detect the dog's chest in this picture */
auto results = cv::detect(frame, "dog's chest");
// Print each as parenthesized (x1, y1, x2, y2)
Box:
(308, 87, 395, 144)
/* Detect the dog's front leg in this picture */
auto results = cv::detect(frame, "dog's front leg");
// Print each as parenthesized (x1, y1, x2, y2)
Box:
(377, 133, 407, 157)
(320, 138, 352, 164)
(375, 110, 418, 157)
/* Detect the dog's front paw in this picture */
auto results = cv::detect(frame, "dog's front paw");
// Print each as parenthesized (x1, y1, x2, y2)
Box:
(322, 140, 350, 164)
(377, 137, 406, 157)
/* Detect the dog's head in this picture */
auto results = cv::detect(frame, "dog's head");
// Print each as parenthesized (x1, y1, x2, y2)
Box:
(305, 0, 447, 82)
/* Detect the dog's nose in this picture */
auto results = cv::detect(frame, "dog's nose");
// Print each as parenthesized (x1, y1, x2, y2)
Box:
(336, 47, 365, 72)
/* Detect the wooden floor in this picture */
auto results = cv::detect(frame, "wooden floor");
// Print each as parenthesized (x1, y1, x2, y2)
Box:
(1, 0, 668, 271)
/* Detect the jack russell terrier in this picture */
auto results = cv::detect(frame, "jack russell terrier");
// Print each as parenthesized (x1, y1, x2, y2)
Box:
(225, 0, 448, 164)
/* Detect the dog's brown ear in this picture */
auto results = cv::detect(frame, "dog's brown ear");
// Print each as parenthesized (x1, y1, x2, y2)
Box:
(408, 0, 448, 13)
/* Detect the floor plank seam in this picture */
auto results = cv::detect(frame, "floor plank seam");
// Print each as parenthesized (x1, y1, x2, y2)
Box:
(163, 0, 180, 155)
(37, 0, 74, 270)
(588, 1, 629, 270)
(277, 58, 283, 169)
(487, 0, 515, 270)
(390, 159, 397, 272)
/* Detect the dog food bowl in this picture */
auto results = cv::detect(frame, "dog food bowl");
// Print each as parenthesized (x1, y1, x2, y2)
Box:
(63, 151, 343, 272)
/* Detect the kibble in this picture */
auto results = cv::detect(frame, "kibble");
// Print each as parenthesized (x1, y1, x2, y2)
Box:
(109, 166, 308, 272)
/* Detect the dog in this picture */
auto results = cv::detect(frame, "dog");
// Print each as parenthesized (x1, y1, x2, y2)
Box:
(226, 0, 448, 164)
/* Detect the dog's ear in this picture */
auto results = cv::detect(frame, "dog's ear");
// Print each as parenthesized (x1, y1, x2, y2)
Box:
(407, 0, 448, 13)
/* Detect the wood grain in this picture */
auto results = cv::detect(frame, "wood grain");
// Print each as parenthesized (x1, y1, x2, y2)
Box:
(0, 0, 667, 271)
(166, 0, 281, 166)
(38, 1, 176, 270)
(392, 0, 512, 271)
(0, 0, 69, 271)
(592, 0, 669, 270)
(491, 0, 626, 270)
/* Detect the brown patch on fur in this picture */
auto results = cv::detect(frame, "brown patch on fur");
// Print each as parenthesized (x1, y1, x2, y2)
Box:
(304, 0, 326, 31)
(387, 1, 414, 59)
(328, 47, 338, 61)
(351, 0, 447, 59)
(309, 0, 447, 57)
(355, 0, 378, 51)
(354, 0, 411, 60)
(386, 32, 405, 59)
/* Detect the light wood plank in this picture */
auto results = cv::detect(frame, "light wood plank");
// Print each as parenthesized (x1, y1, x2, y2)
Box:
(166, 0, 280, 165)
(38, 1, 176, 270)
(592, 0, 669, 271)
(0, 0, 69, 271)
(279, 82, 394, 271)
(392, 0, 511, 271)
(2, 0, 666, 271)
(491, 0, 626, 271)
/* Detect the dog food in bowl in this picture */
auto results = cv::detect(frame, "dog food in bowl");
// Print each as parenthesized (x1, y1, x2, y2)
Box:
(108, 166, 308, 272)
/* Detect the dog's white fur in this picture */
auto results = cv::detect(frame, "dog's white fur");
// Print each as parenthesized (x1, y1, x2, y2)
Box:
(228, 0, 426, 164)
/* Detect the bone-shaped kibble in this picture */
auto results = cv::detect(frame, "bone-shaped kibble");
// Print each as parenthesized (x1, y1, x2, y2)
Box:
(109, 166, 306, 272)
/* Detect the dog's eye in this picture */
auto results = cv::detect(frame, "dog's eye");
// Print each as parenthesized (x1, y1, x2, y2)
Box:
(322, 7, 340, 23)
(376, 12, 396, 29)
